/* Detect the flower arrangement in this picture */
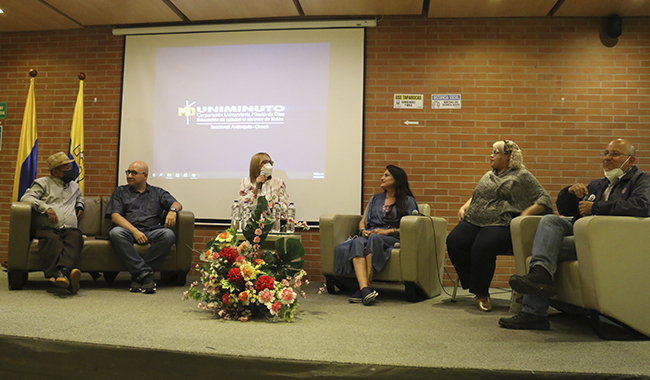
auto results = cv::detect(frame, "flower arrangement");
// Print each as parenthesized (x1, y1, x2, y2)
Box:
(184, 197, 307, 322)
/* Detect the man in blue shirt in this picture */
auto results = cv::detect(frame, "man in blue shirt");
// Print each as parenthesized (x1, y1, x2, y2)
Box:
(500, 138, 650, 330)
(106, 161, 182, 294)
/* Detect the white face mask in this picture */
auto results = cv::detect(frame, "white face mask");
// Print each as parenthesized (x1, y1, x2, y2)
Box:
(603, 156, 631, 183)
(261, 163, 273, 178)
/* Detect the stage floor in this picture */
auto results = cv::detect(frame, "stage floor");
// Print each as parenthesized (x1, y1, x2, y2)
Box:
(1, 271, 649, 379)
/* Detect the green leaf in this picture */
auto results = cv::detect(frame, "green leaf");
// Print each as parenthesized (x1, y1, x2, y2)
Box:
(265, 237, 305, 279)
(275, 238, 305, 262)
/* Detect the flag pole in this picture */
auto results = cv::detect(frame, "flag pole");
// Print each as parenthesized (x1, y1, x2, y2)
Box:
(12, 69, 39, 202)
(69, 72, 85, 193)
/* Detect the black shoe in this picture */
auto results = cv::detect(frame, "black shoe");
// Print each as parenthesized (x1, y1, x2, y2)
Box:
(361, 287, 378, 305)
(129, 277, 142, 293)
(348, 289, 363, 303)
(140, 274, 156, 294)
(499, 311, 550, 330)
(67, 268, 81, 294)
(509, 265, 557, 298)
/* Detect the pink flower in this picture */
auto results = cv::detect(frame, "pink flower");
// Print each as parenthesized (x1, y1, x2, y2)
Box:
(282, 279, 290, 287)
(253, 244, 260, 251)
(253, 236, 261, 243)
(236, 255, 246, 265)
(255, 228, 263, 236)
(259, 288, 274, 303)
(280, 288, 296, 305)
(269, 301, 283, 315)
(237, 241, 251, 253)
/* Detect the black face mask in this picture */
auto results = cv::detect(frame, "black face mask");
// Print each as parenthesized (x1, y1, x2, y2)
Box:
(61, 170, 76, 184)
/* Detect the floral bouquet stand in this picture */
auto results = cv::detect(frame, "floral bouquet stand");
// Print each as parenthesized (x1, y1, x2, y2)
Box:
(184, 197, 307, 322)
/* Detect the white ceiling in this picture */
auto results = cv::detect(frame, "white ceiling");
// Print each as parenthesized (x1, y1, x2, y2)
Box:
(0, 0, 648, 33)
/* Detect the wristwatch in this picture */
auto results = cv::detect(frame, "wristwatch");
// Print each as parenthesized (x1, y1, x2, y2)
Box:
(169, 207, 178, 213)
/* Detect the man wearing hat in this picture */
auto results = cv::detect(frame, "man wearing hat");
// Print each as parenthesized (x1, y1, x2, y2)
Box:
(20, 151, 85, 294)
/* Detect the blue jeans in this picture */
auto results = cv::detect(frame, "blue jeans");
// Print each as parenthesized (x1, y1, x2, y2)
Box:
(522, 214, 578, 317)
(108, 226, 176, 281)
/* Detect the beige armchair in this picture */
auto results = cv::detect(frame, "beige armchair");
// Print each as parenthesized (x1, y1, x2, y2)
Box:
(511, 215, 650, 338)
(8, 196, 195, 290)
(319, 204, 447, 301)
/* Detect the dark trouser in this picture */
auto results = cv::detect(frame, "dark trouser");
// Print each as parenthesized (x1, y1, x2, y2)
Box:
(446, 221, 512, 297)
(34, 228, 84, 278)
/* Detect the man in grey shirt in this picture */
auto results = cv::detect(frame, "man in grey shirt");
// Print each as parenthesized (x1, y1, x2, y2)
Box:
(21, 152, 85, 294)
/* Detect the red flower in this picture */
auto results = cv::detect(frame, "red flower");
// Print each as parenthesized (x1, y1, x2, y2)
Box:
(219, 247, 238, 263)
(227, 268, 244, 284)
(222, 293, 230, 305)
(255, 275, 275, 292)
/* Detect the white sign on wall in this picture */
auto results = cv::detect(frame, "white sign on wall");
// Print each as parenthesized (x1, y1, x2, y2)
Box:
(432, 94, 461, 109)
(394, 94, 424, 109)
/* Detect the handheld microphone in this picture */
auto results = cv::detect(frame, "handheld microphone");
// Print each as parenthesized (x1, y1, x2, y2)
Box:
(258, 168, 270, 193)
(582, 194, 596, 202)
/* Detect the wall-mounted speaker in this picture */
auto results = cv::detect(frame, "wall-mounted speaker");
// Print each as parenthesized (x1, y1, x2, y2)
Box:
(607, 14, 622, 39)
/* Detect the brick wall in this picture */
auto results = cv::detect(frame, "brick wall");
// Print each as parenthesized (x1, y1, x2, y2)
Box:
(363, 16, 650, 288)
(1, 16, 649, 290)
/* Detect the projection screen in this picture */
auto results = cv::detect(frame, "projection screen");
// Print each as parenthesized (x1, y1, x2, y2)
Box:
(118, 26, 365, 223)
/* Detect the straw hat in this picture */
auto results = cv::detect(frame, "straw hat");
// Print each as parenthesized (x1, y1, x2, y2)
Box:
(47, 152, 74, 170)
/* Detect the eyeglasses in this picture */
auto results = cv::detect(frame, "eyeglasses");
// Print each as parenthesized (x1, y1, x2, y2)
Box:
(262, 160, 274, 165)
(125, 170, 146, 176)
(599, 151, 631, 159)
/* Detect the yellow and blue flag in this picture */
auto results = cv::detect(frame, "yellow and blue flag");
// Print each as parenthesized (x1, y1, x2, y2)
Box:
(12, 77, 38, 202)
(68, 78, 84, 193)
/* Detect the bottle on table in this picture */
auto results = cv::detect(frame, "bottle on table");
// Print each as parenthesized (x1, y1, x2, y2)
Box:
(231, 200, 241, 230)
(271, 202, 281, 233)
(286, 202, 295, 234)
(240, 201, 250, 231)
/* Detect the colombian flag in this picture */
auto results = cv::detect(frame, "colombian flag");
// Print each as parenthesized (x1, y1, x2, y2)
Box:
(68, 78, 84, 193)
(12, 77, 38, 202)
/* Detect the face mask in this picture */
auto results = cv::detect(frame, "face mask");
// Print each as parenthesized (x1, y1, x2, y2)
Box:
(261, 163, 273, 178)
(603, 156, 631, 183)
(61, 169, 76, 184)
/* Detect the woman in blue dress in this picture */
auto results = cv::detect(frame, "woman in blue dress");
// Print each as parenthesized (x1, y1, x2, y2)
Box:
(334, 165, 418, 305)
